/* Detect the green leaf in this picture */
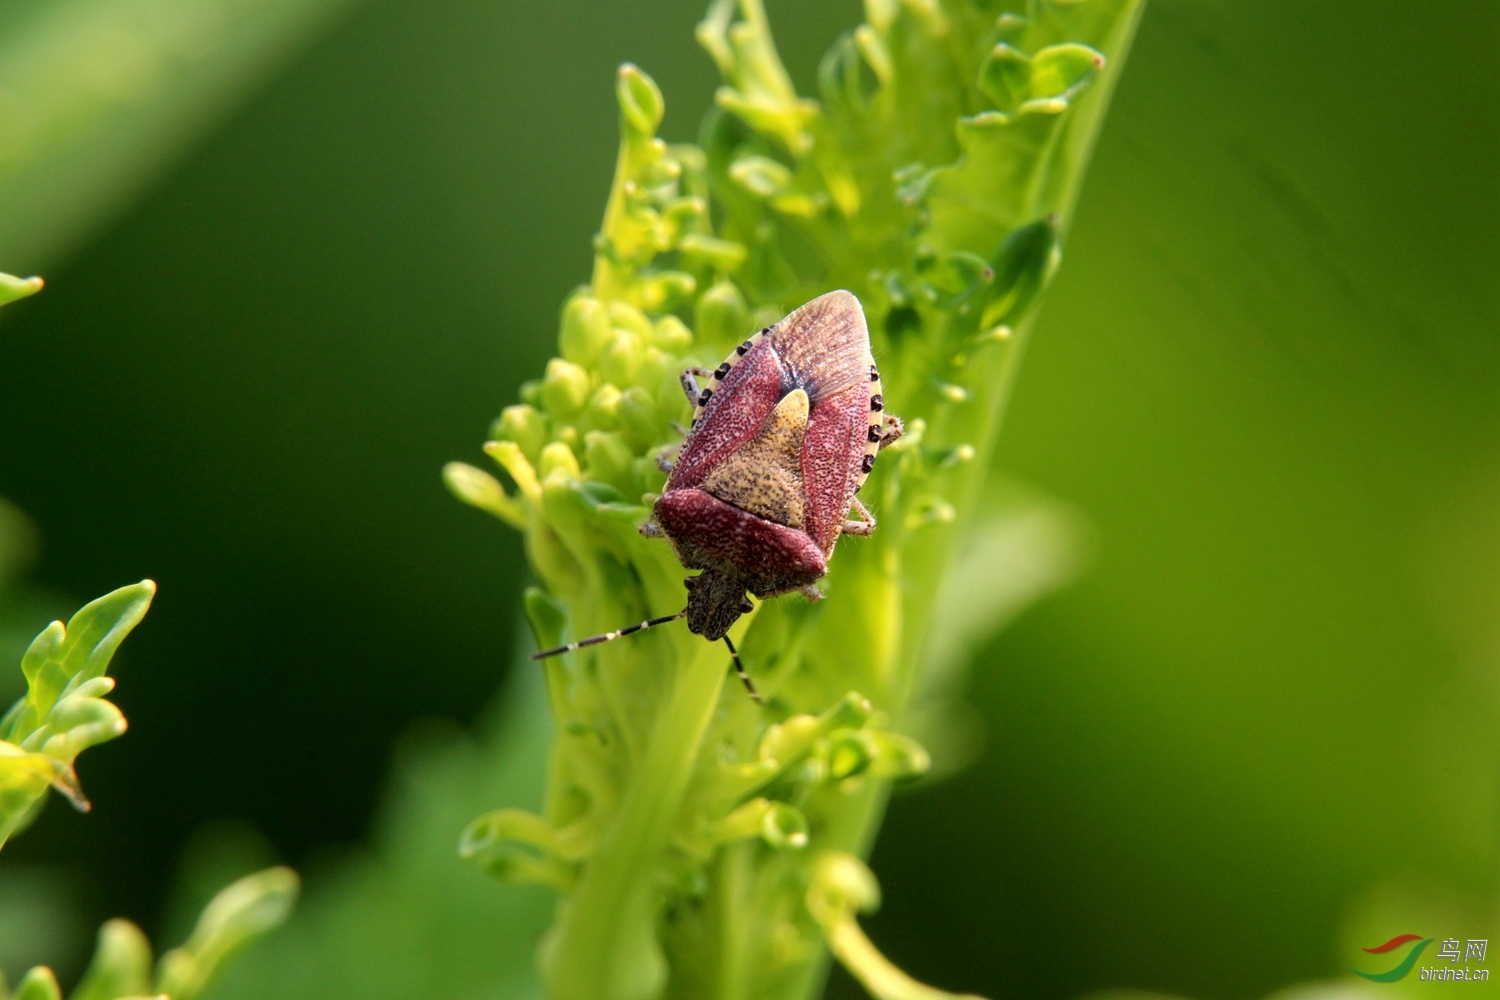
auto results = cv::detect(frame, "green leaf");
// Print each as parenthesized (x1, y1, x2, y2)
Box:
(69, 920, 153, 1000)
(10, 967, 60, 1000)
(0, 274, 43, 309)
(0, 581, 154, 850)
(154, 867, 299, 1000)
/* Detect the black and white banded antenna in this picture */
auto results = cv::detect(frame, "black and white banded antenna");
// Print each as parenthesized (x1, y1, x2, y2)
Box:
(530, 610, 762, 704)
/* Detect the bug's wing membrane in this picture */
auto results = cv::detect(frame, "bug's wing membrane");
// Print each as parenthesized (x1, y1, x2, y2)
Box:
(801, 380, 869, 556)
(669, 339, 786, 489)
(772, 290, 871, 404)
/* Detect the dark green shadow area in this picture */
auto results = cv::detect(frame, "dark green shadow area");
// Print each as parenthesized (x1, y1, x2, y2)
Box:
(0, 0, 1495, 997)
(849, 1, 1498, 998)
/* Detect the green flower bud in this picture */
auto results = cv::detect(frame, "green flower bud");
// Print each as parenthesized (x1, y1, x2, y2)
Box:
(694, 280, 748, 347)
(869, 731, 932, 781)
(756, 693, 872, 777)
(716, 798, 773, 842)
(662, 196, 707, 239)
(826, 728, 879, 780)
(483, 441, 541, 507)
(642, 156, 683, 190)
(541, 359, 592, 420)
(443, 462, 526, 530)
(730, 156, 821, 216)
(608, 301, 653, 338)
(618, 386, 666, 450)
(632, 270, 697, 313)
(679, 233, 748, 273)
(728, 155, 793, 199)
(807, 851, 879, 919)
(560, 294, 613, 367)
(459, 808, 576, 891)
(937, 381, 970, 403)
(598, 329, 643, 387)
(760, 802, 809, 850)
(635, 455, 667, 495)
(539, 441, 581, 482)
(554, 424, 581, 454)
(636, 347, 680, 413)
(585, 383, 623, 431)
(649, 315, 694, 353)
(584, 431, 637, 496)
(490, 404, 550, 462)
(905, 495, 957, 529)
(617, 63, 664, 138)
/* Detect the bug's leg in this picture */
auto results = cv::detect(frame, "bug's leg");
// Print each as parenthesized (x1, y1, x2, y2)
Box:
(531, 610, 686, 660)
(679, 367, 713, 407)
(801, 585, 824, 601)
(723, 634, 763, 705)
(638, 519, 664, 538)
(841, 497, 876, 536)
(877, 414, 904, 449)
(655, 448, 678, 474)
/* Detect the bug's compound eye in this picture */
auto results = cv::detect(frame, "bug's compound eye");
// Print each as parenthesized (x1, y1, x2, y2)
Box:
(738, 596, 753, 613)
(684, 575, 697, 590)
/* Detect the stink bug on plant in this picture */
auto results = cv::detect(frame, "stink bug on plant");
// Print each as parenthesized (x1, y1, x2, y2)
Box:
(532, 290, 903, 700)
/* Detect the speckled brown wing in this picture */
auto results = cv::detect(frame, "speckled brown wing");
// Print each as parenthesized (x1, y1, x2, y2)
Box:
(800, 379, 869, 556)
(669, 337, 787, 490)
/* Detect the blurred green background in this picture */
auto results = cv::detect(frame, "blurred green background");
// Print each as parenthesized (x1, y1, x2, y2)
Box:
(0, 1, 1494, 998)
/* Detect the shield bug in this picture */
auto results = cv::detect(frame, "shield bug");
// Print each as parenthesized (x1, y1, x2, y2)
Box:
(531, 290, 903, 700)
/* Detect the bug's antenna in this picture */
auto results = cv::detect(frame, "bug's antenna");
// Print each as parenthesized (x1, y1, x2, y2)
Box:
(530, 610, 687, 660)
(723, 634, 763, 704)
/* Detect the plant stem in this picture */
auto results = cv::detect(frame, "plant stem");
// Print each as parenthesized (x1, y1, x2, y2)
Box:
(542, 641, 728, 1000)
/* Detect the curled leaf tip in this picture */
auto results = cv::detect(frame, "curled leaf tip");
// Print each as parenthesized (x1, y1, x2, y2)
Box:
(0, 272, 44, 308)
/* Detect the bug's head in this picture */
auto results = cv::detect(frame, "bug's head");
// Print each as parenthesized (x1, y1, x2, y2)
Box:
(683, 569, 753, 641)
